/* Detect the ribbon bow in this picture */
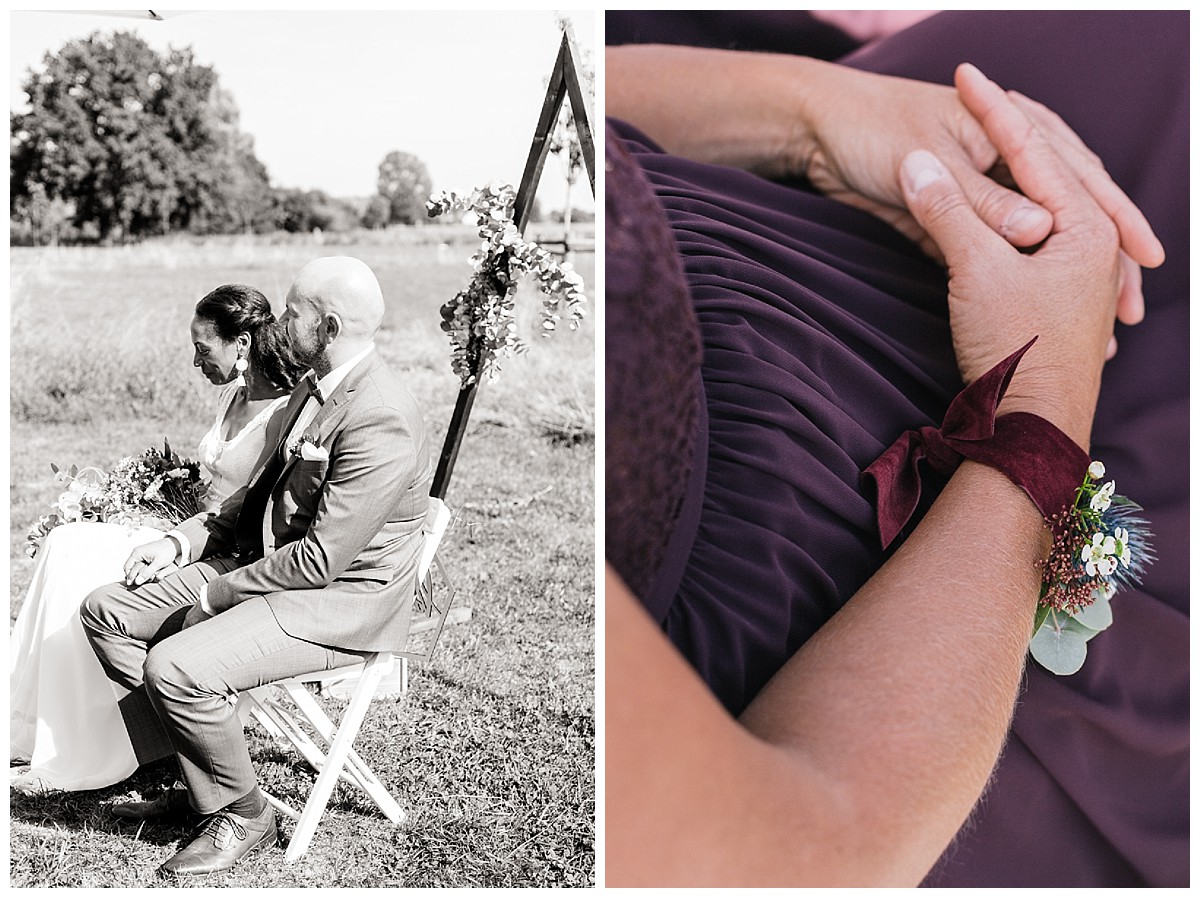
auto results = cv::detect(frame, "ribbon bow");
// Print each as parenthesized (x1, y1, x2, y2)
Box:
(304, 372, 325, 406)
(863, 337, 1090, 549)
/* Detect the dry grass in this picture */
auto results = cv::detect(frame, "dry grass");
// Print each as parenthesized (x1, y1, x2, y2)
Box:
(9, 235, 595, 887)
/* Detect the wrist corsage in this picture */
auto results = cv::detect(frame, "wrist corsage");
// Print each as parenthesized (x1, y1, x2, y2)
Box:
(1030, 460, 1154, 675)
(863, 337, 1155, 677)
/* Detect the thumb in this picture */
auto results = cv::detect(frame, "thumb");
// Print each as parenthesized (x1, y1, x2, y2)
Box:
(900, 149, 1006, 268)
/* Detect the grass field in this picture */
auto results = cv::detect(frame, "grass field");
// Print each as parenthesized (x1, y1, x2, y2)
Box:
(9, 230, 595, 887)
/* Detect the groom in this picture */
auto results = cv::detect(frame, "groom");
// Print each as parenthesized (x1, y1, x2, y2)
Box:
(81, 256, 432, 877)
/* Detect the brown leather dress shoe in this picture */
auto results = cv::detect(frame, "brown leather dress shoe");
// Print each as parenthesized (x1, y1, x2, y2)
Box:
(157, 804, 279, 877)
(111, 783, 197, 823)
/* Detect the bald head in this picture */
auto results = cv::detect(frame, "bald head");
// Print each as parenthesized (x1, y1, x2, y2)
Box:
(289, 256, 385, 341)
(282, 257, 385, 375)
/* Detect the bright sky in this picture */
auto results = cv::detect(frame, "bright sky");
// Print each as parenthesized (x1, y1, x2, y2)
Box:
(9, 9, 596, 212)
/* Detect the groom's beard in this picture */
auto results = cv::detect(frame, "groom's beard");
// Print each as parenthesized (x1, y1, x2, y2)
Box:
(291, 321, 331, 378)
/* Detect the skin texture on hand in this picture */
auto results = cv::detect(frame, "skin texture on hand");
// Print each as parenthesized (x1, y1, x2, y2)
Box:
(798, 60, 1056, 258)
(899, 64, 1127, 448)
(604, 45, 1163, 345)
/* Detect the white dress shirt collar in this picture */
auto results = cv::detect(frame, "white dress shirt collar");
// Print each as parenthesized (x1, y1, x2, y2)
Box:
(308, 341, 376, 401)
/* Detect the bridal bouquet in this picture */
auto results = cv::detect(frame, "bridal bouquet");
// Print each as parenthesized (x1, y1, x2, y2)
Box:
(25, 439, 207, 558)
(1030, 460, 1154, 675)
(426, 181, 587, 385)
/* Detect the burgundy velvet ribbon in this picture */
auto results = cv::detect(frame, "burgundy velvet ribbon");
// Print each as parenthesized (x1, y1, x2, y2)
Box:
(864, 337, 1091, 549)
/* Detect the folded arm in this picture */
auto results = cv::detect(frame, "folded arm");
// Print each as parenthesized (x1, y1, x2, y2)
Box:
(608, 459, 1045, 885)
(606, 45, 1161, 316)
(607, 66, 1126, 886)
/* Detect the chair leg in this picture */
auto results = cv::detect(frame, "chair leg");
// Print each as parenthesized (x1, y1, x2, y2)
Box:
(284, 658, 397, 862)
(281, 683, 404, 823)
(262, 789, 299, 821)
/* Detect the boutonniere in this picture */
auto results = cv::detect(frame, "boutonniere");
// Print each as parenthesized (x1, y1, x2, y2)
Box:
(289, 433, 329, 463)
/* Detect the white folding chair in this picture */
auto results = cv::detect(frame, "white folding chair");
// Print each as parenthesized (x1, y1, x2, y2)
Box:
(235, 497, 455, 862)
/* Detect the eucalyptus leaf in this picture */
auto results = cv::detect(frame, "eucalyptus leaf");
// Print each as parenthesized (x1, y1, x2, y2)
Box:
(1030, 615, 1098, 675)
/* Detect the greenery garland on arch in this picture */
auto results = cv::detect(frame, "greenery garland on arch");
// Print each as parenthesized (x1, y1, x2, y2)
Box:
(426, 182, 587, 386)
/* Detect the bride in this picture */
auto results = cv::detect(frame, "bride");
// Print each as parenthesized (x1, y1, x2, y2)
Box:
(10, 283, 305, 793)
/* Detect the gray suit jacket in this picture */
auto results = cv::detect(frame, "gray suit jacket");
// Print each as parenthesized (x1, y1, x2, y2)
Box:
(176, 350, 432, 653)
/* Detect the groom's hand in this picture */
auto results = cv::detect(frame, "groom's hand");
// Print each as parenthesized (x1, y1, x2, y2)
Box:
(123, 538, 179, 587)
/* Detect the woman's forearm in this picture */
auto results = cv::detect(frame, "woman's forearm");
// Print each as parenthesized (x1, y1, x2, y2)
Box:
(607, 461, 1049, 886)
(605, 44, 825, 178)
(740, 461, 1046, 883)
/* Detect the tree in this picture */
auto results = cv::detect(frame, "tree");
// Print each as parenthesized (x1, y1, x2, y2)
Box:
(192, 86, 276, 234)
(375, 150, 432, 225)
(10, 31, 272, 242)
(10, 182, 75, 246)
(271, 188, 359, 234)
(360, 194, 390, 230)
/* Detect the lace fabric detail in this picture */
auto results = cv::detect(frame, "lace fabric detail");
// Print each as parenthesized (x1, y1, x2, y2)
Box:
(605, 121, 702, 603)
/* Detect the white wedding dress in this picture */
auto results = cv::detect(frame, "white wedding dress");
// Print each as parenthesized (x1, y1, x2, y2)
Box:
(10, 383, 288, 793)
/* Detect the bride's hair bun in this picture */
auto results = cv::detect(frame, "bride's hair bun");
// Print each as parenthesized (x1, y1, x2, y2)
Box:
(195, 284, 272, 338)
(195, 284, 305, 391)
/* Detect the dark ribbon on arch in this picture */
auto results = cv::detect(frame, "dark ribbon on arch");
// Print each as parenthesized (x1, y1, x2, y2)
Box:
(864, 337, 1091, 549)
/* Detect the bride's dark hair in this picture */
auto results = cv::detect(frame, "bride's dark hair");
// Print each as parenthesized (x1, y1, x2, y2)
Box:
(194, 284, 306, 392)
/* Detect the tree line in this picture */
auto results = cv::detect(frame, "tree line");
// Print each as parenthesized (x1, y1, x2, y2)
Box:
(10, 32, 438, 245)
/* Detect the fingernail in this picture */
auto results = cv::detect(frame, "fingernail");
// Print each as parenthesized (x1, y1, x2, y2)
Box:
(902, 150, 947, 194)
(1002, 203, 1050, 237)
(959, 62, 983, 81)
(959, 62, 999, 95)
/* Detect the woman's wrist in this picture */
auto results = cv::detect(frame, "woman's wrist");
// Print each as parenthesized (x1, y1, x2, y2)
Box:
(996, 370, 1098, 452)
(606, 45, 826, 179)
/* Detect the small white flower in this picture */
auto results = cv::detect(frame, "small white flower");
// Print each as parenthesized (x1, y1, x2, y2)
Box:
(1082, 532, 1119, 577)
(1112, 526, 1132, 567)
(1088, 460, 1106, 480)
(55, 491, 82, 521)
(1090, 480, 1116, 513)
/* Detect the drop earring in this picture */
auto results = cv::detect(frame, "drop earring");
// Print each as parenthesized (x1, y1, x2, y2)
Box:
(234, 355, 248, 387)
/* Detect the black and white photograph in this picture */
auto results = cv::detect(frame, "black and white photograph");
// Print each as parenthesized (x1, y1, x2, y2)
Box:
(10, 9, 594, 887)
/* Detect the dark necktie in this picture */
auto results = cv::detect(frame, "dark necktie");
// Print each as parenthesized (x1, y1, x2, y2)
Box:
(305, 372, 325, 406)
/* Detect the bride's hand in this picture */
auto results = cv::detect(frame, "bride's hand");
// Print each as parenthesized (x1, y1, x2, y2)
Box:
(123, 538, 178, 587)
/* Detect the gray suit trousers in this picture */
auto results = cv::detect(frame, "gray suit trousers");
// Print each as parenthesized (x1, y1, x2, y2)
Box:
(80, 559, 365, 814)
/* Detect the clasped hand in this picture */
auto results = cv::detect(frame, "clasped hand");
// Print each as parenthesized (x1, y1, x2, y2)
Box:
(798, 61, 1163, 359)
(895, 64, 1153, 448)
(122, 537, 179, 587)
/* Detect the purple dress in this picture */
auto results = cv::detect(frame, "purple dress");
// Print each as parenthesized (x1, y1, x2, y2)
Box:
(605, 11, 1188, 888)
